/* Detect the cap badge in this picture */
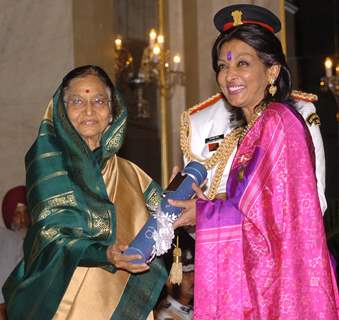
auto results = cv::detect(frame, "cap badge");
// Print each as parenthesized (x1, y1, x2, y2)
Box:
(231, 10, 243, 26)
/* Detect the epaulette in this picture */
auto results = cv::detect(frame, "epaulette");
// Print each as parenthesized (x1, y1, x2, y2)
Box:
(291, 90, 318, 102)
(187, 93, 223, 115)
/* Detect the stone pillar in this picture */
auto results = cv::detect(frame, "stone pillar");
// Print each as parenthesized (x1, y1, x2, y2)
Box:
(0, 0, 115, 226)
(0, 0, 74, 224)
(167, 0, 186, 169)
(73, 0, 114, 80)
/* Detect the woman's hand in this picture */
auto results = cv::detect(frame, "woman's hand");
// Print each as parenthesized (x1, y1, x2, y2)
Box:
(171, 183, 208, 229)
(106, 243, 150, 273)
(171, 198, 197, 229)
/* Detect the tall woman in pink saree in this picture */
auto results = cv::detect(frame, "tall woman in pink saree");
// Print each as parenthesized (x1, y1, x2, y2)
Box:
(171, 4, 339, 319)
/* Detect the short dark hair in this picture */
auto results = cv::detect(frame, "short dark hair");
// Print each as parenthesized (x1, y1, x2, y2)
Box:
(61, 65, 117, 117)
(212, 24, 292, 103)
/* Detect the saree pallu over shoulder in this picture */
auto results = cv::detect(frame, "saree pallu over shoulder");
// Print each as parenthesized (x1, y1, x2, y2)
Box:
(3, 88, 167, 320)
(54, 156, 167, 320)
(194, 103, 339, 319)
(104, 157, 167, 320)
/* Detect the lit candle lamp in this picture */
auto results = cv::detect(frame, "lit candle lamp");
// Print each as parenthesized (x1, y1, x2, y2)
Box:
(336, 64, 339, 77)
(114, 37, 122, 51)
(173, 54, 181, 64)
(173, 54, 181, 71)
(149, 29, 157, 48)
(324, 57, 333, 78)
(153, 44, 161, 62)
(157, 34, 165, 50)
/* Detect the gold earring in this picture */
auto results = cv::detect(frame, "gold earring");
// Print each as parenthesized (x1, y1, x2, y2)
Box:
(269, 79, 277, 96)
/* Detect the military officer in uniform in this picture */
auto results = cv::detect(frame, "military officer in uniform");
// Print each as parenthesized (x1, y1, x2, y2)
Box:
(179, 8, 326, 215)
(180, 90, 326, 213)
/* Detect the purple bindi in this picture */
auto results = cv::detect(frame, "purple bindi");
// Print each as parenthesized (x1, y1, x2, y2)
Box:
(227, 51, 232, 61)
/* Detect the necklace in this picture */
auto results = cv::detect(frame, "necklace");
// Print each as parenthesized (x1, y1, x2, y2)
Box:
(238, 103, 266, 144)
(180, 101, 266, 200)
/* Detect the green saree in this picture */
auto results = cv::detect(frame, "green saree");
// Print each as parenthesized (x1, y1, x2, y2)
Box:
(3, 86, 167, 319)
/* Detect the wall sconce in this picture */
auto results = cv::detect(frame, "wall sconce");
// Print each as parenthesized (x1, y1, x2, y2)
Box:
(113, 35, 150, 118)
(113, 35, 133, 83)
(320, 56, 339, 105)
(139, 28, 185, 94)
(113, 29, 185, 119)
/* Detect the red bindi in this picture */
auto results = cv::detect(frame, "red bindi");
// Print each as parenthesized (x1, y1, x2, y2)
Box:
(85, 89, 90, 93)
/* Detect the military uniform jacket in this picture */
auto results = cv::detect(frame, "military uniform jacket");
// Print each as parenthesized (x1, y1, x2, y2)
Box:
(181, 92, 327, 213)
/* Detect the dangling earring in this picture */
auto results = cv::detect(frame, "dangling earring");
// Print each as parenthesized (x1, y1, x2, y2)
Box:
(269, 79, 277, 96)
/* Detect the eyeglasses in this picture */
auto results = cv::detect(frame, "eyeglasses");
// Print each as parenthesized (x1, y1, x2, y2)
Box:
(64, 95, 111, 109)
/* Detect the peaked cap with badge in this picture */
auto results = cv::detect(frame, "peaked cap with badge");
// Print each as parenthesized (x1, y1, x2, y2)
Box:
(214, 4, 281, 34)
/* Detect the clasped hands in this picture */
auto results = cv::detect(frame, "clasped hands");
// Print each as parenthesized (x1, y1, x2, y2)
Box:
(106, 166, 207, 274)
(169, 165, 208, 229)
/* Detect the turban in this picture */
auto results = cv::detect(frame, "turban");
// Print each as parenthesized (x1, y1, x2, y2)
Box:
(2, 185, 27, 229)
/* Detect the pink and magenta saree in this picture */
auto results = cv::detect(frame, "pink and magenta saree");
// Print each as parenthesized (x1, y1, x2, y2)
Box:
(194, 103, 339, 319)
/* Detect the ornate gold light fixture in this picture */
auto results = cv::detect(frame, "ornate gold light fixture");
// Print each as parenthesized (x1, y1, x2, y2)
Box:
(112, 35, 133, 83)
(320, 56, 339, 104)
(113, 0, 184, 186)
(112, 35, 151, 119)
(113, 30, 184, 119)
(137, 25, 184, 186)
(138, 28, 185, 94)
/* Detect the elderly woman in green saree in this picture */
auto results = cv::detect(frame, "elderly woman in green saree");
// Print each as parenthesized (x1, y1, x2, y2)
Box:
(2, 65, 167, 320)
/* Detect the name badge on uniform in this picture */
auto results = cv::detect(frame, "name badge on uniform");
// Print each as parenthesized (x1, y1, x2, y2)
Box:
(205, 134, 224, 152)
